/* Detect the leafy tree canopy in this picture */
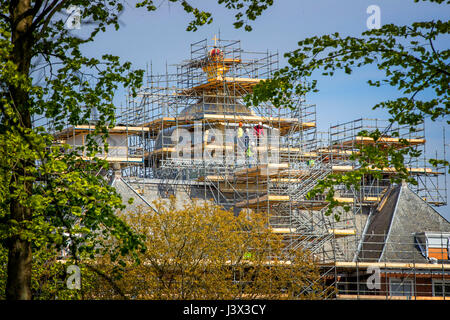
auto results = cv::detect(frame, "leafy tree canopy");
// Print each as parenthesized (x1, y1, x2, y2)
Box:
(85, 199, 327, 300)
(247, 0, 449, 217)
(0, 0, 273, 299)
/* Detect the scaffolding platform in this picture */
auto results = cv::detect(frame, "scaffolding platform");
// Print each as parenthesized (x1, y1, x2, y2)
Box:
(235, 194, 290, 208)
(338, 136, 426, 149)
(271, 228, 356, 238)
(180, 76, 262, 96)
(45, 38, 448, 301)
(53, 124, 149, 139)
(332, 165, 442, 175)
(236, 195, 380, 210)
(328, 229, 356, 237)
(78, 156, 143, 163)
(234, 163, 289, 178)
(138, 114, 315, 136)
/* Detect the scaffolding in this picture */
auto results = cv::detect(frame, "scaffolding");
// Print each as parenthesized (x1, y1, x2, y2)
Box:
(329, 118, 447, 207)
(332, 233, 450, 300)
(50, 37, 448, 299)
(118, 38, 340, 263)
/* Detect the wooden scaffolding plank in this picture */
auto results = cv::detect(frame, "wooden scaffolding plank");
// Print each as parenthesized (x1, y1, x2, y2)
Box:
(234, 163, 289, 177)
(199, 175, 307, 184)
(341, 136, 426, 148)
(79, 156, 143, 163)
(139, 115, 315, 135)
(179, 76, 262, 95)
(373, 166, 442, 175)
(293, 201, 329, 210)
(270, 228, 297, 234)
(186, 58, 242, 69)
(235, 194, 290, 208)
(295, 152, 318, 158)
(270, 177, 308, 183)
(254, 146, 302, 153)
(332, 261, 450, 270)
(316, 148, 356, 155)
(333, 196, 380, 203)
(149, 144, 235, 157)
(236, 195, 372, 209)
(198, 175, 230, 182)
(54, 125, 150, 139)
(150, 146, 307, 158)
(331, 165, 442, 175)
(332, 165, 355, 172)
(148, 147, 174, 156)
(422, 199, 446, 206)
(328, 229, 356, 237)
(217, 183, 267, 193)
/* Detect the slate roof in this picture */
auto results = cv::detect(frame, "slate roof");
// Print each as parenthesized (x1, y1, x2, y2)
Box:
(110, 176, 158, 214)
(356, 182, 450, 263)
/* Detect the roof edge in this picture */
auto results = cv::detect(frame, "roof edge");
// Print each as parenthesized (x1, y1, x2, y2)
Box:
(378, 184, 403, 262)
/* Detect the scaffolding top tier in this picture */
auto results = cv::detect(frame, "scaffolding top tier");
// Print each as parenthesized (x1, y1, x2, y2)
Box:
(183, 57, 242, 70)
(139, 114, 315, 136)
(172, 37, 278, 97)
(179, 76, 263, 96)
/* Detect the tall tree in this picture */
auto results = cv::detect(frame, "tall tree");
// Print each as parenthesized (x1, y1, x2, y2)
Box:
(0, 0, 274, 300)
(247, 0, 449, 217)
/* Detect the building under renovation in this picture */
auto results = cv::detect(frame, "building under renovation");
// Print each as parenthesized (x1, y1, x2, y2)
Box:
(52, 37, 449, 299)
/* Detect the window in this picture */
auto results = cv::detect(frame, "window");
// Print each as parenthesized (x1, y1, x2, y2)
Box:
(389, 278, 414, 297)
(414, 232, 450, 261)
(433, 280, 450, 297)
(427, 236, 449, 260)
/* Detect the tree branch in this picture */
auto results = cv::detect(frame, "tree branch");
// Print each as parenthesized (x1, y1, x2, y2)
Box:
(0, 13, 10, 23)
(31, 0, 70, 34)
(85, 264, 128, 299)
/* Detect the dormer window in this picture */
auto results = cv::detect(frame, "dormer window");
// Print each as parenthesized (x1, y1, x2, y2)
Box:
(415, 232, 450, 261)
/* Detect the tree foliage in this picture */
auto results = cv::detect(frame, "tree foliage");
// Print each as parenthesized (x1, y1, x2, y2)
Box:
(247, 0, 449, 216)
(0, 0, 273, 299)
(0, 242, 98, 300)
(85, 199, 327, 300)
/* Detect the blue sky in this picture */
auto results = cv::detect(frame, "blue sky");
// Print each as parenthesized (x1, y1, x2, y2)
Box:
(77, 0, 449, 219)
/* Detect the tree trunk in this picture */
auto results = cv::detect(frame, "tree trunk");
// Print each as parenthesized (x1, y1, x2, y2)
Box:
(6, 200, 32, 300)
(6, 0, 35, 300)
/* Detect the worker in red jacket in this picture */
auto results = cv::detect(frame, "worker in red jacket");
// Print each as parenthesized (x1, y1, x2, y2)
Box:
(253, 121, 264, 147)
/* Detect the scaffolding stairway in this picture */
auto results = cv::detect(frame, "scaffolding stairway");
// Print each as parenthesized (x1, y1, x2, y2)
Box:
(288, 158, 333, 202)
